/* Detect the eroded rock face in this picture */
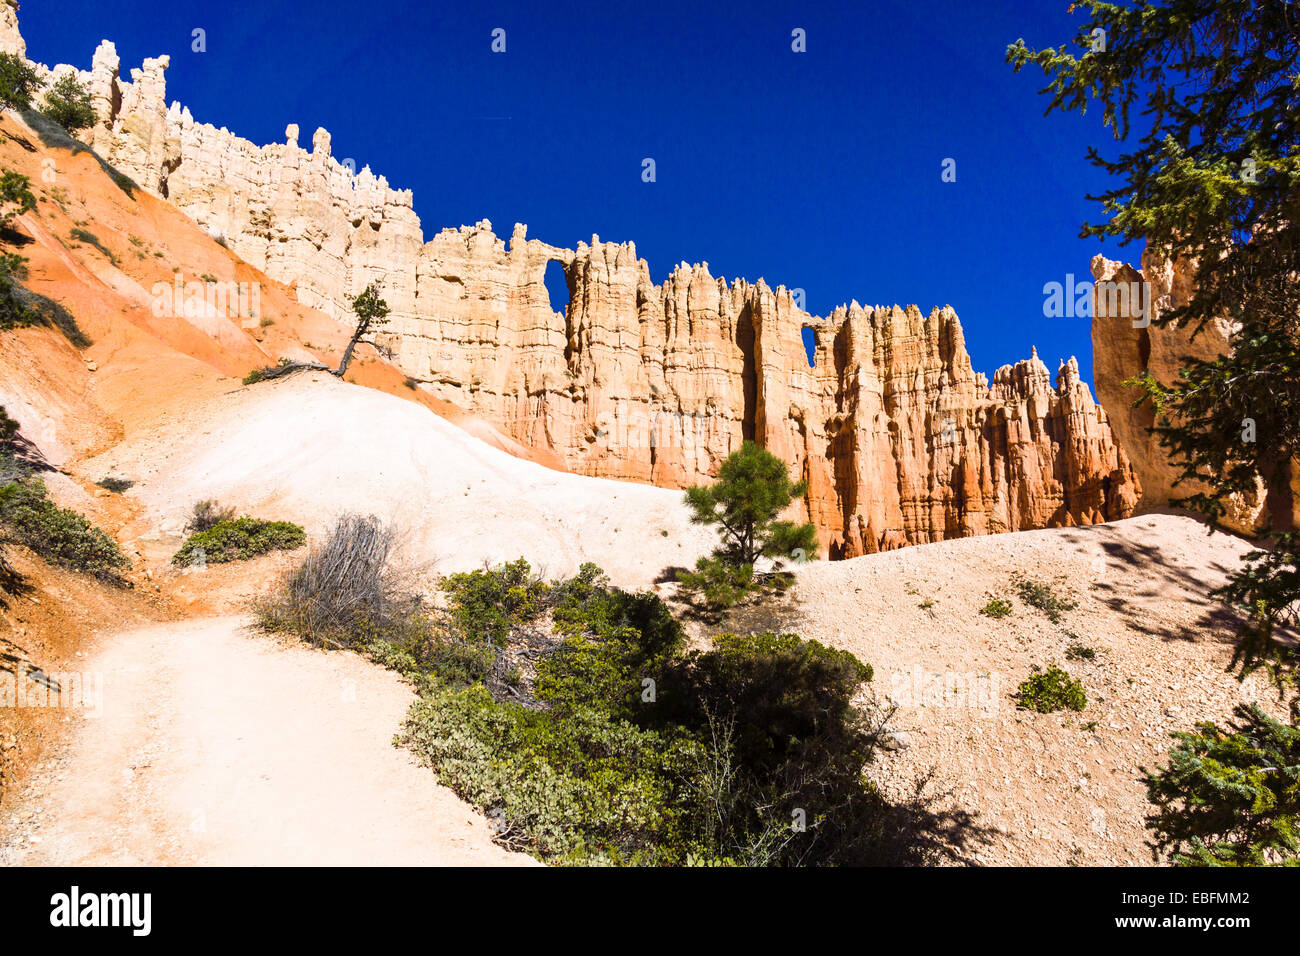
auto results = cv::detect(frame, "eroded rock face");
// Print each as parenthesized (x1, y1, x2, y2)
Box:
(1091, 251, 1273, 534)
(394, 220, 1141, 557)
(15, 13, 1142, 556)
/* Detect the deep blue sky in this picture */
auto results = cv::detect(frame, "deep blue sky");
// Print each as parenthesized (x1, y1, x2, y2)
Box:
(19, 0, 1138, 386)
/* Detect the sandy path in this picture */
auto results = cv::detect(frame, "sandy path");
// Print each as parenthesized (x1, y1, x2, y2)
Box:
(0, 616, 533, 866)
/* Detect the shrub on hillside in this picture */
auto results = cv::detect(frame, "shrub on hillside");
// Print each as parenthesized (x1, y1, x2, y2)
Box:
(256, 530, 900, 864)
(407, 561, 886, 865)
(42, 73, 96, 135)
(0, 478, 129, 580)
(253, 514, 416, 649)
(1015, 665, 1086, 714)
(96, 476, 133, 493)
(185, 499, 237, 534)
(980, 598, 1012, 619)
(1013, 575, 1079, 623)
(172, 516, 304, 566)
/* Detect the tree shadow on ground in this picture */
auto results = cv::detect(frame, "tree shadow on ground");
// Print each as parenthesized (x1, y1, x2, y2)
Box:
(864, 768, 1001, 866)
(20, 109, 139, 199)
(1055, 511, 1253, 646)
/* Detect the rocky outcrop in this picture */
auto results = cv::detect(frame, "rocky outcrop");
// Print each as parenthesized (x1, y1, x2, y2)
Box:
(17, 29, 423, 328)
(1091, 251, 1273, 534)
(0, 1, 22, 58)
(8, 11, 1142, 556)
(396, 220, 1140, 556)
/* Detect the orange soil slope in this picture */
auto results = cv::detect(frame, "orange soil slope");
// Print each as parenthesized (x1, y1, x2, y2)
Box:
(0, 111, 563, 491)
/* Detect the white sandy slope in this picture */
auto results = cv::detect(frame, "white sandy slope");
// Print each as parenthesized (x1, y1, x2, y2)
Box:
(84, 371, 718, 588)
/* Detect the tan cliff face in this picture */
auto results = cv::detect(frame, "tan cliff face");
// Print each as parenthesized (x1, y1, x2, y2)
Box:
(1089, 250, 1291, 535)
(9, 13, 1142, 556)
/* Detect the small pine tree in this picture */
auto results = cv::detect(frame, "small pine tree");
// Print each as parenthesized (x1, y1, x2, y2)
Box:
(42, 73, 97, 135)
(334, 282, 391, 377)
(676, 442, 817, 610)
(683, 441, 817, 566)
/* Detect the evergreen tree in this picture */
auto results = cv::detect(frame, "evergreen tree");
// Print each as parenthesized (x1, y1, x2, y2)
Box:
(0, 52, 40, 115)
(42, 73, 96, 135)
(684, 440, 817, 566)
(334, 282, 391, 377)
(1008, 0, 1300, 865)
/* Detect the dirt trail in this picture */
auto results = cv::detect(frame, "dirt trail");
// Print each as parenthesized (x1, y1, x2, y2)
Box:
(0, 615, 533, 866)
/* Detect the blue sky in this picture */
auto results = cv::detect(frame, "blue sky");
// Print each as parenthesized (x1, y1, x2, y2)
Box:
(19, 0, 1138, 386)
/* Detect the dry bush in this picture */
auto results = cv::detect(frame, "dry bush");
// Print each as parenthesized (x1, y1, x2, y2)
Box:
(186, 499, 237, 534)
(255, 513, 418, 649)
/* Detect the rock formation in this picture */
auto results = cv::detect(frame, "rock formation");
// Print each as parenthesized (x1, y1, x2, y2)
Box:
(392, 220, 1139, 556)
(1090, 250, 1279, 534)
(8, 11, 1142, 556)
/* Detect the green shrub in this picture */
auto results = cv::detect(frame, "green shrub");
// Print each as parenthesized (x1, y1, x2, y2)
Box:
(260, 535, 891, 865)
(1065, 643, 1096, 661)
(172, 516, 305, 566)
(404, 561, 883, 865)
(443, 558, 550, 645)
(0, 478, 128, 580)
(1013, 575, 1079, 623)
(980, 598, 1012, 619)
(69, 227, 117, 265)
(1015, 665, 1086, 713)
(42, 73, 97, 135)
(96, 476, 133, 493)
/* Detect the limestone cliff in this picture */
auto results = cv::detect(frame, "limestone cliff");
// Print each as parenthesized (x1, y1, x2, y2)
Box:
(9, 12, 1142, 556)
(1090, 250, 1283, 534)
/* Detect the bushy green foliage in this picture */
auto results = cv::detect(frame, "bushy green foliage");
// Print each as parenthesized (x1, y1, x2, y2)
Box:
(402, 685, 703, 864)
(980, 598, 1012, 619)
(443, 558, 550, 644)
(417, 565, 887, 864)
(0, 53, 40, 114)
(1145, 704, 1300, 866)
(1065, 643, 1096, 662)
(42, 73, 96, 135)
(172, 516, 305, 566)
(264, 537, 887, 865)
(674, 556, 756, 612)
(1013, 576, 1078, 624)
(0, 478, 128, 580)
(1015, 665, 1087, 714)
(95, 476, 133, 493)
